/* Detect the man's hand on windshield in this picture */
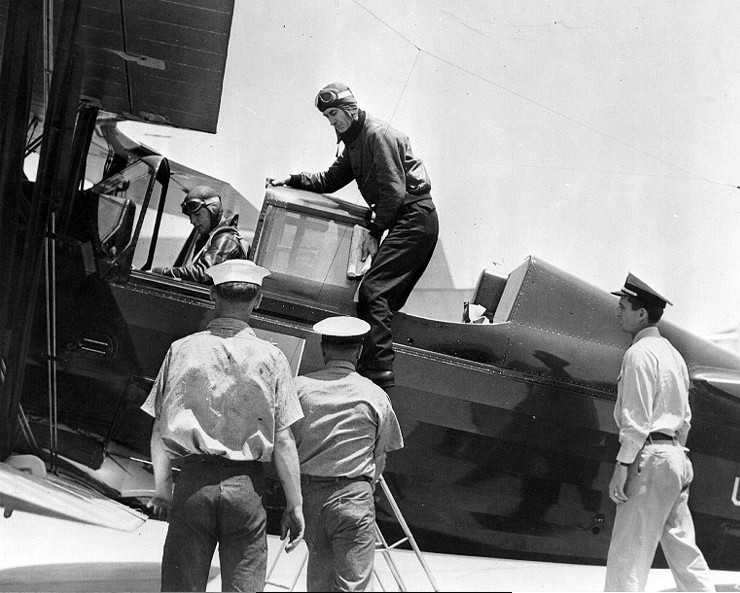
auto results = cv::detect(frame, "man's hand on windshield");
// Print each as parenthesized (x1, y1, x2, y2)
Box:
(266, 176, 290, 187)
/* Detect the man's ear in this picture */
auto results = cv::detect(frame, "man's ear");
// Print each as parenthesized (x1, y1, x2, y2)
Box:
(255, 293, 263, 308)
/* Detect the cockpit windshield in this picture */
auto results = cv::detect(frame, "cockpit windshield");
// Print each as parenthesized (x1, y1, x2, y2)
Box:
(92, 160, 158, 262)
(89, 157, 192, 274)
(253, 196, 364, 314)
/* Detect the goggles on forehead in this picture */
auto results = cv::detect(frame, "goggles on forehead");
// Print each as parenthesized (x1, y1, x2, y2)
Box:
(181, 195, 220, 215)
(315, 88, 353, 108)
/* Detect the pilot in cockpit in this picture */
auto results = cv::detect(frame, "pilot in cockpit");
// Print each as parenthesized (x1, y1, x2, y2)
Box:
(151, 185, 248, 283)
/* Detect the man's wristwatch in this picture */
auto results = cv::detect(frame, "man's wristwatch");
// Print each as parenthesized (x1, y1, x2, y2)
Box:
(617, 461, 631, 467)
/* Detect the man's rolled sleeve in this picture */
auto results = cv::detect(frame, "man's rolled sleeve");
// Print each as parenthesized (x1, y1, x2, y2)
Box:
(273, 352, 304, 431)
(141, 351, 171, 419)
(377, 409, 403, 456)
(615, 350, 655, 463)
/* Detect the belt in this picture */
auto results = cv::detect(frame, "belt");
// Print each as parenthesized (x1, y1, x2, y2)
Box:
(301, 474, 372, 484)
(401, 195, 433, 209)
(647, 432, 676, 442)
(181, 455, 261, 468)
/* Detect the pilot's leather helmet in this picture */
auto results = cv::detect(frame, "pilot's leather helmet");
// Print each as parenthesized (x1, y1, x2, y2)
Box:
(181, 185, 223, 228)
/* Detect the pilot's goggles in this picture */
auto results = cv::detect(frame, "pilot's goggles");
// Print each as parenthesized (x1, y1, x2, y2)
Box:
(315, 88, 353, 108)
(181, 196, 219, 215)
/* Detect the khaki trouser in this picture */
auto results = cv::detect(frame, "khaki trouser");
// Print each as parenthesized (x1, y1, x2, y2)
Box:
(302, 476, 376, 592)
(604, 443, 715, 592)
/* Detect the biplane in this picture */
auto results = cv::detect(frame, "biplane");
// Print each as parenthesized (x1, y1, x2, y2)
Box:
(2, 0, 740, 573)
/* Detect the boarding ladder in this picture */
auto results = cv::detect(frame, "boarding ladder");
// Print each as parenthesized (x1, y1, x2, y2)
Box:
(265, 474, 439, 592)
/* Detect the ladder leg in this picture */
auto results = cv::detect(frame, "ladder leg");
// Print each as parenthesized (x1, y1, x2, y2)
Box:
(267, 474, 439, 592)
(265, 538, 307, 591)
(265, 538, 288, 585)
(287, 550, 308, 591)
(372, 564, 389, 592)
(377, 475, 440, 592)
(375, 522, 407, 591)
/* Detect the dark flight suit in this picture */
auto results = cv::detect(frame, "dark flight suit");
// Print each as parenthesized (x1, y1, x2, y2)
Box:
(153, 220, 247, 284)
(288, 109, 439, 372)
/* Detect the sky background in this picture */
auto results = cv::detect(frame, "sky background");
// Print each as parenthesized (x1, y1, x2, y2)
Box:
(123, 0, 740, 340)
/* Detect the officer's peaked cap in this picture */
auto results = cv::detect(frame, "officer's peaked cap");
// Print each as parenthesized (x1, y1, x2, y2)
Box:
(611, 273, 672, 308)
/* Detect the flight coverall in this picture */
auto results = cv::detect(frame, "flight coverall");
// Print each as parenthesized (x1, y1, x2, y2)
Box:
(153, 220, 248, 284)
(287, 110, 439, 372)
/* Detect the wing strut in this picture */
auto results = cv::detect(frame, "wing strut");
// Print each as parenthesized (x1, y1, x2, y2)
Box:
(0, 0, 87, 461)
(0, 0, 44, 460)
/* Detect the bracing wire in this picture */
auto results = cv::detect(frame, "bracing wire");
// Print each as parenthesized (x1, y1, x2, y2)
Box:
(351, 0, 740, 191)
(281, 1, 740, 311)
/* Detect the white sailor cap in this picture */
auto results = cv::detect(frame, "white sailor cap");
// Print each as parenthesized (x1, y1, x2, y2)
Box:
(313, 316, 370, 344)
(206, 260, 271, 286)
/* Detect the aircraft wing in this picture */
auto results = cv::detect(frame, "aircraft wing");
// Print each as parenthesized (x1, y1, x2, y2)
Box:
(94, 118, 260, 228)
(691, 366, 740, 401)
(0, 459, 146, 532)
(0, 0, 235, 133)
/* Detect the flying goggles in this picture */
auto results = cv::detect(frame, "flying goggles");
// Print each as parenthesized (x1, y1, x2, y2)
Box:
(315, 88, 353, 108)
(181, 195, 221, 215)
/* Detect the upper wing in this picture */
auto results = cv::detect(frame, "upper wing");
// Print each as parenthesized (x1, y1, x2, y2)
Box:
(0, 0, 235, 133)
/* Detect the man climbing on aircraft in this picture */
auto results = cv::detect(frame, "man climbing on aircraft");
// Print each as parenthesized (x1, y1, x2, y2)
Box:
(268, 82, 439, 390)
(605, 273, 714, 592)
(152, 185, 248, 283)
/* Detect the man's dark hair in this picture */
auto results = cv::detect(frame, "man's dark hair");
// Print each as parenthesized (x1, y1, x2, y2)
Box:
(321, 338, 364, 349)
(625, 295, 664, 324)
(214, 282, 260, 303)
(320, 339, 363, 363)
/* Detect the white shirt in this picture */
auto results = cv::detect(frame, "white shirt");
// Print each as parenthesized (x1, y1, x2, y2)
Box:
(614, 326, 691, 464)
(141, 317, 303, 462)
